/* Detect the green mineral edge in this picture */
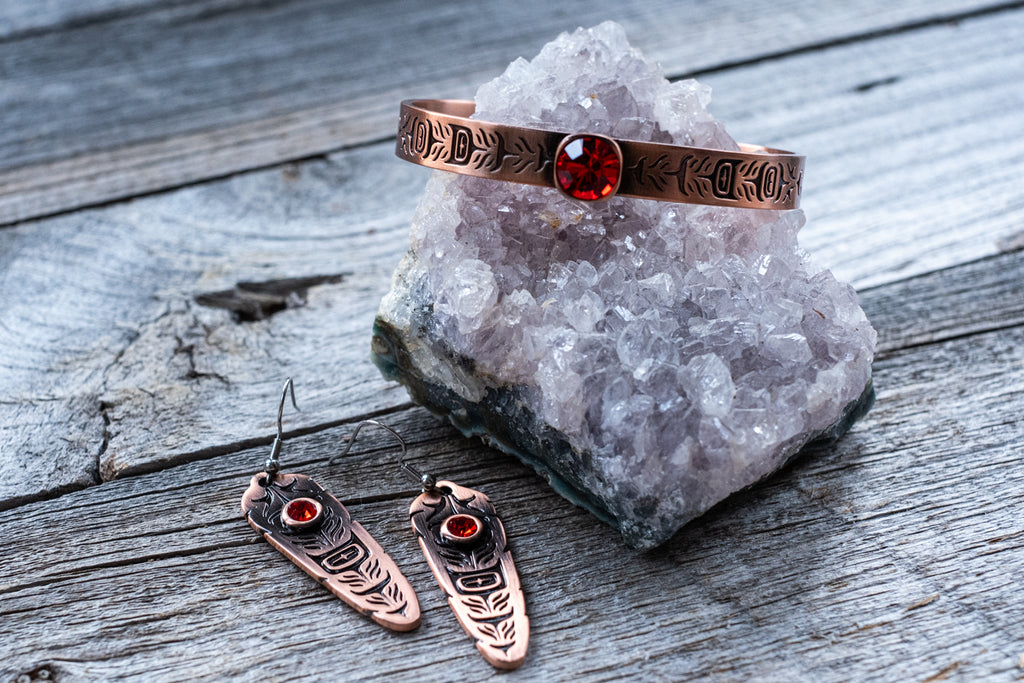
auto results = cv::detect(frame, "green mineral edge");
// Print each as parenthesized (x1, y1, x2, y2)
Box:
(372, 316, 875, 550)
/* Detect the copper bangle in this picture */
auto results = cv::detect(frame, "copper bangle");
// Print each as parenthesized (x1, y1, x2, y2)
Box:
(396, 99, 804, 210)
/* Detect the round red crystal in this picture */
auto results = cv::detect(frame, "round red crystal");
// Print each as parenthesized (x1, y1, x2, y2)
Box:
(284, 498, 318, 523)
(445, 514, 480, 539)
(554, 134, 621, 201)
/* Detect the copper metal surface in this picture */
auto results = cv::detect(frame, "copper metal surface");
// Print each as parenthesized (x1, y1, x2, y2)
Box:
(396, 99, 804, 210)
(242, 472, 420, 631)
(411, 480, 529, 670)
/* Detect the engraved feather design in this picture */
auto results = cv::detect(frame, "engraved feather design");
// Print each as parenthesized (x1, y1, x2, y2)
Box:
(410, 480, 529, 670)
(241, 473, 420, 632)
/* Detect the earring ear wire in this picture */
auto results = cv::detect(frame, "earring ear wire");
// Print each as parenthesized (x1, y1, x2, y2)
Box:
(263, 377, 299, 483)
(332, 419, 436, 491)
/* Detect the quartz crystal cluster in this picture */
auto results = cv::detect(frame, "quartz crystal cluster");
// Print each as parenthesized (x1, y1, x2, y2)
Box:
(373, 22, 876, 549)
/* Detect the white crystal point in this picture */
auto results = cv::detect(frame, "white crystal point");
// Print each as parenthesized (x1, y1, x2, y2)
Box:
(374, 22, 876, 549)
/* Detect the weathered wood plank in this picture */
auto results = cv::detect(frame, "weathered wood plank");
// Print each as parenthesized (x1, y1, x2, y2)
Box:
(0, 148, 424, 507)
(1, 157, 1018, 510)
(0, 0, 1010, 224)
(0, 0, 159, 39)
(0, 1, 275, 42)
(859, 248, 1024, 355)
(3, 2, 1022, 680)
(1, 321, 1021, 681)
(3, 3, 1024, 507)
(700, 7, 1024, 288)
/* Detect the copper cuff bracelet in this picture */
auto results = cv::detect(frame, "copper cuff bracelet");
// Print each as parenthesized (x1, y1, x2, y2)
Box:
(396, 99, 804, 210)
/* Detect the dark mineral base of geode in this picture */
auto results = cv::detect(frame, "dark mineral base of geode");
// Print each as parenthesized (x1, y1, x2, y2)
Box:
(372, 319, 873, 549)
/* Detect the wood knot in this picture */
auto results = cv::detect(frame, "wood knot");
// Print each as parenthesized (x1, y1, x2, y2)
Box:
(195, 274, 346, 322)
(15, 664, 56, 683)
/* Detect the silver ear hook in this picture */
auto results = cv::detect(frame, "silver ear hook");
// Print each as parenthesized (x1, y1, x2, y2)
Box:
(331, 419, 436, 492)
(263, 378, 299, 483)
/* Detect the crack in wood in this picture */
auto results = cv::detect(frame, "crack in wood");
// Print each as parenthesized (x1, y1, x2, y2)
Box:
(96, 400, 112, 462)
(853, 75, 902, 92)
(172, 334, 229, 383)
(0, 540, 254, 598)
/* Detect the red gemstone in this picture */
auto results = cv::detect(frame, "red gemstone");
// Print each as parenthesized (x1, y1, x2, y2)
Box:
(555, 134, 621, 201)
(285, 498, 319, 523)
(445, 514, 480, 539)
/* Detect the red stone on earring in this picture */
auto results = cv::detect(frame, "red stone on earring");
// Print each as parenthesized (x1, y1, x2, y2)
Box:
(446, 515, 478, 538)
(441, 514, 482, 543)
(554, 134, 622, 201)
(281, 497, 322, 528)
(285, 499, 318, 522)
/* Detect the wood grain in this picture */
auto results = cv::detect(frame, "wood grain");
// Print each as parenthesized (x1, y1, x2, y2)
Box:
(0, 147, 423, 507)
(0, 0, 164, 40)
(3, 5, 1024, 507)
(700, 7, 1024, 288)
(860, 248, 1024, 354)
(0, 0, 1011, 225)
(0, 322, 1021, 681)
(2, 1, 1023, 678)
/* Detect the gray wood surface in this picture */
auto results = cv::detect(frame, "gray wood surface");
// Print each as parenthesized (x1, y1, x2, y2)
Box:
(4, 5, 1024, 509)
(0, 0, 1012, 225)
(1, 0, 1023, 680)
(1, 278, 1021, 680)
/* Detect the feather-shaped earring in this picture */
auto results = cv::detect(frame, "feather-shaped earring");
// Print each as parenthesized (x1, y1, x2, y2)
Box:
(240, 381, 420, 631)
(333, 420, 530, 670)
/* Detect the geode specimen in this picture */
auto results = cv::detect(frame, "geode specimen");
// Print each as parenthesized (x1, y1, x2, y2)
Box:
(373, 22, 875, 549)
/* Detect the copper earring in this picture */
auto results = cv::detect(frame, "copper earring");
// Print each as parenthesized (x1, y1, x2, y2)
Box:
(240, 380, 420, 631)
(335, 420, 530, 669)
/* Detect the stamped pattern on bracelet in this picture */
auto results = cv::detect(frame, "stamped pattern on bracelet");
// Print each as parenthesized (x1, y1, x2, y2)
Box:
(398, 110, 802, 207)
(399, 111, 553, 176)
(627, 152, 803, 207)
